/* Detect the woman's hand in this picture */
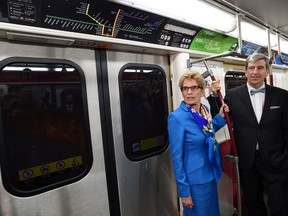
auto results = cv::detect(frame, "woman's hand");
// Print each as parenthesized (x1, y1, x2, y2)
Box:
(211, 80, 221, 95)
(219, 103, 229, 117)
(181, 195, 194, 209)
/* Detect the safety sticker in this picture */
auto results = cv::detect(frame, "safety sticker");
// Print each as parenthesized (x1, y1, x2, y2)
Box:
(18, 155, 82, 181)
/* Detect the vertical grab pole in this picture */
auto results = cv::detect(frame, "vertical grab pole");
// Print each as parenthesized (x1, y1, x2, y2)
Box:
(267, 28, 274, 86)
(236, 14, 244, 55)
(202, 60, 242, 216)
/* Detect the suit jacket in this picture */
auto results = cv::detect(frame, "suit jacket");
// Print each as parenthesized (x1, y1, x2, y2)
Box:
(220, 84, 288, 171)
(168, 101, 226, 198)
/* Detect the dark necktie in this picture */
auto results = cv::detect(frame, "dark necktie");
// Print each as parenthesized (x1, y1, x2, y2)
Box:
(250, 87, 265, 96)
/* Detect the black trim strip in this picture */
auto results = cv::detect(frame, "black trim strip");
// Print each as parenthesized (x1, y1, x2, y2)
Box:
(95, 49, 121, 216)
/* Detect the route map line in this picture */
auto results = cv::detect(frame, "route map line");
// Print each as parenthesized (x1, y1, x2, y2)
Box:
(85, 3, 120, 37)
(46, 15, 152, 36)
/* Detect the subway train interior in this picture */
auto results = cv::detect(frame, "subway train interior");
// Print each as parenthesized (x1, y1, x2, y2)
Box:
(0, 0, 287, 216)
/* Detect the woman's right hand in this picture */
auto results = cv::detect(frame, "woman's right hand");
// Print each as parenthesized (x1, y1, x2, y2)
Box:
(211, 80, 221, 95)
(181, 195, 194, 209)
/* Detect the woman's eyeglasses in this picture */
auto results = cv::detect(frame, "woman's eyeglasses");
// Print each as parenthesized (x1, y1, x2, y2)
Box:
(181, 85, 202, 92)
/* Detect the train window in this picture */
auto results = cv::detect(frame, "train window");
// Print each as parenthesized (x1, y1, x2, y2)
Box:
(0, 58, 92, 197)
(119, 64, 169, 161)
(225, 71, 247, 92)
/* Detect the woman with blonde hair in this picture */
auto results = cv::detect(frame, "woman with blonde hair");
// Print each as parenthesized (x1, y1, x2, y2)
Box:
(168, 70, 229, 216)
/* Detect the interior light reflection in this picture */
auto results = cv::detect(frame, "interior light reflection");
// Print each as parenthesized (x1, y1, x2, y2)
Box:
(3, 67, 49, 71)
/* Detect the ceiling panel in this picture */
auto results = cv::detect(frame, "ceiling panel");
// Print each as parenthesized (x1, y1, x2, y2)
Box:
(214, 0, 288, 34)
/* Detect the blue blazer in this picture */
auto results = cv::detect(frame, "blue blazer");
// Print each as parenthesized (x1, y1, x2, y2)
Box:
(168, 101, 226, 198)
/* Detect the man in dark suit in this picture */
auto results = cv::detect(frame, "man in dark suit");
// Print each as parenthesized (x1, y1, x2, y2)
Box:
(208, 53, 288, 216)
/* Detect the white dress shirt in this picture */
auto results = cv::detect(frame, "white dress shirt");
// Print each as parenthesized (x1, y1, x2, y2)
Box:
(247, 83, 265, 150)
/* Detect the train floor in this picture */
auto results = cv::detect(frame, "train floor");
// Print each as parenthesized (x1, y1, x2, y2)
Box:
(239, 207, 249, 216)
(235, 191, 269, 216)
(178, 191, 269, 216)
(179, 208, 261, 216)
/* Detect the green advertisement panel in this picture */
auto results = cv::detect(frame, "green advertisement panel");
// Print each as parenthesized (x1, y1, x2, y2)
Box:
(190, 29, 237, 54)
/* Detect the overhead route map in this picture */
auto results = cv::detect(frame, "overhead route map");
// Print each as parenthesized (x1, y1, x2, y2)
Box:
(1, 0, 201, 48)
(42, 1, 166, 43)
(41, 1, 201, 47)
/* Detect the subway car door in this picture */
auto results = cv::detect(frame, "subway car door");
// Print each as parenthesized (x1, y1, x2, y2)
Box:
(102, 49, 178, 216)
(0, 40, 110, 216)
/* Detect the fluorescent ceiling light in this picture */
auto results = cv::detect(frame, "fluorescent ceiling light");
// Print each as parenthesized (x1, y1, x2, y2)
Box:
(278, 37, 288, 54)
(242, 21, 268, 46)
(269, 32, 277, 48)
(112, 0, 236, 33)
(227, 20, 279, 49)
(228, 21, 267, 47)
